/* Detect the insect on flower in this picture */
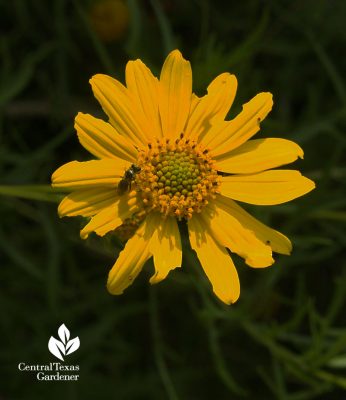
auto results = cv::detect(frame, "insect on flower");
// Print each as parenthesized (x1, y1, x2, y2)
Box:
(117, 164, 141, 195)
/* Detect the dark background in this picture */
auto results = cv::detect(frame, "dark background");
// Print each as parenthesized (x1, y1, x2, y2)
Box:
(1, 0, 346, 399)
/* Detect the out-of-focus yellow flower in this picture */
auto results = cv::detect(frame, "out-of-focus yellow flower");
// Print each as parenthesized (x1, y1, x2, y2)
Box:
(52, 50, 315, 304)
(89, 0, 129, 42)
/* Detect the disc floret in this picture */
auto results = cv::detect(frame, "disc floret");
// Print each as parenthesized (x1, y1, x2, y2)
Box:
(135, 134, 220, 219)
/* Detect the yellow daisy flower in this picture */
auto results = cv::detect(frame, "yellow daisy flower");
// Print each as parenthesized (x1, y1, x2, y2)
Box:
(52, 50, 315, 304)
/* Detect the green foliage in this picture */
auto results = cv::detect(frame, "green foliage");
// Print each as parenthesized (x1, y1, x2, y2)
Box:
(1, 0, 345, 398)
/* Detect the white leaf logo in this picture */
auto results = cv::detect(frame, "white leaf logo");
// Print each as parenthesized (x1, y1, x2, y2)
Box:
(48, 324, 80, 361)
(58, 324, 70, 344)
(66, 337, 80, 355)
(48, 337, 65, 361)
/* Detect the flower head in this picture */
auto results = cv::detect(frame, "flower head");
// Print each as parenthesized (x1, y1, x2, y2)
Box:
(89, 0, 129, 42)
(52, 50, 315, 304)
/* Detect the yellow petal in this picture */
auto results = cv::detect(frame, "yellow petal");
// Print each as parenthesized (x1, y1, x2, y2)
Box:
(148, 214, 182, 284)
(185, 73, 237, 141)
(221, 170, 315, 205)
(52, 159, 124, 190)
(188, 215, 240, 304)
(107, 220, 152, 295)
(58, 188, 116, 217)
(80, 194, 134, 239)
(125, 59, 163, 139)
(201, 202, 274, 268)
(108, 212, 182, 295)
(217, 195, 292, 255)
(216, 138, 304, 174)
(75, 113, 138, 162)
(159, 50, 192, 139)
(189, 93, 200, 116)
(202, 92, 273, 155)
(90, 74, 147, 147)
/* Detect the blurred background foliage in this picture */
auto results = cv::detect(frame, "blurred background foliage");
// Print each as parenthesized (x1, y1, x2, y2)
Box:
(1, 0, 346, 399)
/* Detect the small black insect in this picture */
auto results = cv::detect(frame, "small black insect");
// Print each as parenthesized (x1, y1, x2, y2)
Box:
(117, 164, 141, 195)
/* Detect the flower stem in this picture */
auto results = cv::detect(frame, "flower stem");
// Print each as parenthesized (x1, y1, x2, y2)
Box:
(0, 185, 64, 202)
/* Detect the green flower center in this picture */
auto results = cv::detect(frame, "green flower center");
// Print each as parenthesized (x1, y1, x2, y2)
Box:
(153, 150, 201, 197)
(134, 134, 220, 219)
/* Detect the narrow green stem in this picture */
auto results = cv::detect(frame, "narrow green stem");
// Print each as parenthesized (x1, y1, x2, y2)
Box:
(149, 287, 179, 400)
(0, 185, 64, 202)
